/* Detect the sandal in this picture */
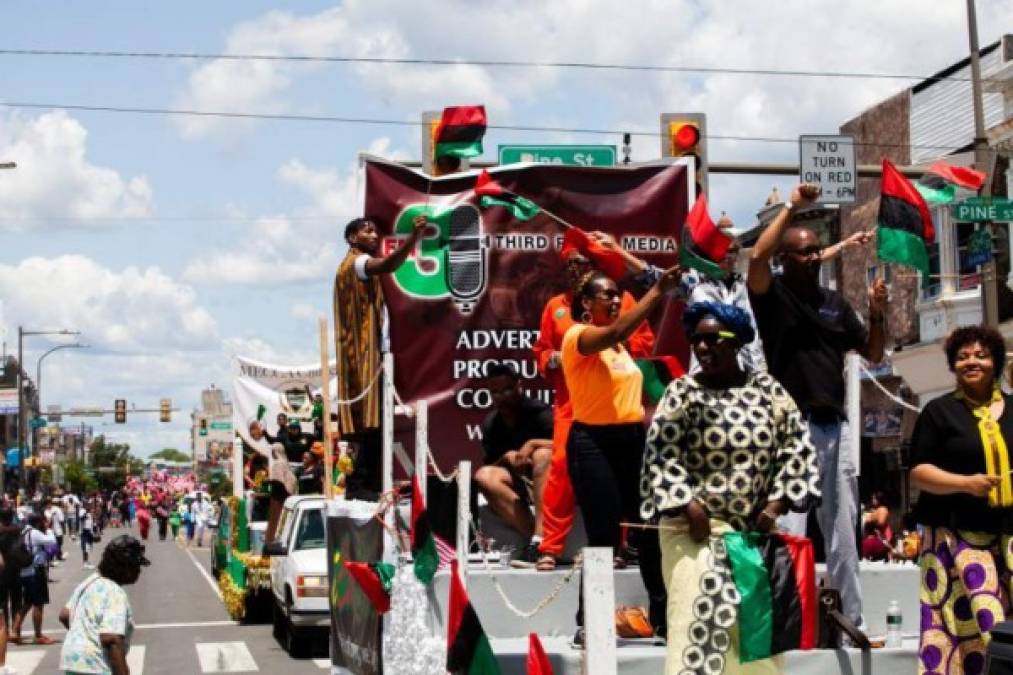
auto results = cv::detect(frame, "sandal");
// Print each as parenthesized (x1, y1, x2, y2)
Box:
(614, 556, 628, 570)
(536, 554, 557, 571)
(33, 635, 56, 645)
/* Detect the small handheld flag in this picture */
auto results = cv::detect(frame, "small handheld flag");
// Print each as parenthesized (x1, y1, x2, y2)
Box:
(877, 158, 934, 281)
(411, 475, 438, 585)
(680, 194, 732, 279)
(435, 106, 487, 160)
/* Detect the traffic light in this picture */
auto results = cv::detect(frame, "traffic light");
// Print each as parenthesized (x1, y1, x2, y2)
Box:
(199, 418, 208, 437)
(114, 399, 126, 424)
(159, 398, 171, 423)
(660, 113, 708, 198)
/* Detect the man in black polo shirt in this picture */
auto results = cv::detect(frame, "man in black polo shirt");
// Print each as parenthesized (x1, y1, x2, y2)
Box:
(748, 182, 887, 628)
(473, 364, 553, 567)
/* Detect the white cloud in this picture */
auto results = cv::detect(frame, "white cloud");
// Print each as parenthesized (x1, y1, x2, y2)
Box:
(0, 111, 154, 228)
(182, 136, 405, 286)
(0, 255, 217, 353)
(290, 303, 319, 320)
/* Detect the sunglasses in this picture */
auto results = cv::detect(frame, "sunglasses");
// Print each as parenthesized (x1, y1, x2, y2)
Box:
(689, 331, 737, 347)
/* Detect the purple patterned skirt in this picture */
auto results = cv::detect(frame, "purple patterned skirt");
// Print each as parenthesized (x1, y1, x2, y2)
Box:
(918, 526, 1010, 675)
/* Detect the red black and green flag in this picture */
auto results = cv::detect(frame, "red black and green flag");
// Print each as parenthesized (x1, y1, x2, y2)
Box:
(680, 194, 732, 279)
(560, 226, 627, 282)
(526, 632, 553, 675)
(435, 106, 487, 160)
(877, 158, 935, 279)
(636, 356, 684, 404)
(411, 474, 438, 585)
(343, 560, 395, 614)
(447, 560, 500, 674)
(915, 160, 987, 205)
(723, 532, 817, 662)
(475, 169, 542, 221)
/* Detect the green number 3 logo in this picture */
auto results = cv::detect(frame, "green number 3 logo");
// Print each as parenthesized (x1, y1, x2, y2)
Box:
(391, 204, 453, 298)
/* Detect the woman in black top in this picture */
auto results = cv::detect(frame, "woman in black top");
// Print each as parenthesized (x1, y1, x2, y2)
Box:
(909, 325, 1012, 675)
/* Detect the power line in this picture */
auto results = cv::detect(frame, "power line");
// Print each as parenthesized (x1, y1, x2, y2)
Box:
(0, 100, 967, 152)
(0, 48, 990, 85)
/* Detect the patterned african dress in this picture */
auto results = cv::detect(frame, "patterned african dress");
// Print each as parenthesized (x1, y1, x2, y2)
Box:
(909, 392, 1013, 675)
(640, 371, 820, 675)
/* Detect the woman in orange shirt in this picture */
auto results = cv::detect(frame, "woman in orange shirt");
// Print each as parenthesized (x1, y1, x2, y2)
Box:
(563, 265, 681, 643)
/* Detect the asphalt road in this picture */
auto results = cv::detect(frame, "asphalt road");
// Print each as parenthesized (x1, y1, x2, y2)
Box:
(1, 522, 331, 674)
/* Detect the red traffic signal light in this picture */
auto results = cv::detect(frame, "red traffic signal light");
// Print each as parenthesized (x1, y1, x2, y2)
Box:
(669, 122, 701, 154)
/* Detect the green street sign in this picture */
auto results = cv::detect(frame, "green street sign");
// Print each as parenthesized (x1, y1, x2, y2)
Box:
(209, 421, 232, 431)
(498, 145, 616, 167)
(952, 197, 1013, 222)
(29, 417, 47, 429)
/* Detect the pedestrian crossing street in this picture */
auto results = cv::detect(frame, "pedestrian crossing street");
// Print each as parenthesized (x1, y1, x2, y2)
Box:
(3, 643, 332, 674)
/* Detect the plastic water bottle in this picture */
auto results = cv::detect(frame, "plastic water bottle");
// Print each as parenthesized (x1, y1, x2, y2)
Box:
(886, 600, 903, 648)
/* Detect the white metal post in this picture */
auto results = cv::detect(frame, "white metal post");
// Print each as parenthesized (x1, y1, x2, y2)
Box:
(582, 547, 617, 675)
(382, 352, 395, 562)
(456, 460, 471, 588)
(232, 435, 243, 498)
(846, 352, 862, 476)
(414, 400, 428, 503)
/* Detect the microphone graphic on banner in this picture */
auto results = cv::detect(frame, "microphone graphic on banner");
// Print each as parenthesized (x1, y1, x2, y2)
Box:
(445, 204, 489, 314)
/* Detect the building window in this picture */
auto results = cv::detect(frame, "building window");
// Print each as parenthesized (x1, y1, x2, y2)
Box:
(921, 209, 944, 300)
(955, 221, 983, 291)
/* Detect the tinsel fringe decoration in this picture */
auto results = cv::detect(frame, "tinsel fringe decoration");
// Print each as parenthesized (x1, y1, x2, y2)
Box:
(219, 571, 247, 621)
(382, 564, 446, 675)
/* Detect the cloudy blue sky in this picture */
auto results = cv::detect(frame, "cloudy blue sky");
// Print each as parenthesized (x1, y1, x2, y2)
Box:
(0, 1, 1010, 457)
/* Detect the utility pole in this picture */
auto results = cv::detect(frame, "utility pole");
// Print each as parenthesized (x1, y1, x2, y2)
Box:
(966, 0, 998, 326)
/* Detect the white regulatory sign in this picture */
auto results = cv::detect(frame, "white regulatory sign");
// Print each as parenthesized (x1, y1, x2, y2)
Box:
(799, 134, 856, 204)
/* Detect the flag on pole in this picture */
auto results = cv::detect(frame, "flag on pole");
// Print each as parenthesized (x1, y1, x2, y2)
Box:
(434, 532, 456, 570)
(915, 160, 987, 206)
(526, 633, 553, 675)
(877, 158, 935, 279)
(560, 227, 628, 282)
(723, 532, 818, 662)
(343, 561, 395, 614)
(435, 106, 487, 159)
(474, 169, 542, 221)
(636, 356, 684, 405)
(680, 194, 732, 279)
(411, 474, 439, 584)
(447, 560, 501, 674)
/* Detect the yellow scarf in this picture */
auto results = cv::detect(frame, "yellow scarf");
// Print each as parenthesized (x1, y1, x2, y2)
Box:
(955, 386, 1013, 507)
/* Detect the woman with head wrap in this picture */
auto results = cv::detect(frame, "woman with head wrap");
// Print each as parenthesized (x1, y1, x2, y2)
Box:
(641, 301, 820, 674)
(265, 443, 298, 543)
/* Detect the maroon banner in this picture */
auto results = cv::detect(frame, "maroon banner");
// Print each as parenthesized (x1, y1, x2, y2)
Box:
(363, 157, 692, 468)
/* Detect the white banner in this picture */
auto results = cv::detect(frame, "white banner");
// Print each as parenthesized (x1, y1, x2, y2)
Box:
(0, 388, 17, 415)
(232, 355, 338, 456)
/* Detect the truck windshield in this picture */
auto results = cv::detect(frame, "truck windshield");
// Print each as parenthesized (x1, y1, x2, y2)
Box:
(295, 508, 325, 550)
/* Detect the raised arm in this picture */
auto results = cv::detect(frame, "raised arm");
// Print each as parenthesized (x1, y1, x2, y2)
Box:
(858, 278, 888, 363)
(820, 229, 874, 263)
(364, 215, 428, 276)
(577, 266, 682, 355)
(747, 183, 820, 296)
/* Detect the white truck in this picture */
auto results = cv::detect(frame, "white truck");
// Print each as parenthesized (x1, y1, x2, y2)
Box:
(264, 494, 328, 656)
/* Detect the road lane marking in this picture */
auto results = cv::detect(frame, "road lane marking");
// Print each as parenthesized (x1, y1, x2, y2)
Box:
(184, 542, 224, 601)
(135, 620, 238, 630)
(195, 641, 259, 672)
(127, 644, 146, 675)
(5, 649, 45, 674)
(313, 658, 330, 668)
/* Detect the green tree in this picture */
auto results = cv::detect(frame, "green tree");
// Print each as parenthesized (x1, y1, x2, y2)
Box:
(61, 458, 97, 494)
(149, 448, 191, 463)
(88, 435, 140, 491)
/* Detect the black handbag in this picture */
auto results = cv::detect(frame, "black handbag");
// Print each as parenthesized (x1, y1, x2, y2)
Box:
(817, 587, 870, 650)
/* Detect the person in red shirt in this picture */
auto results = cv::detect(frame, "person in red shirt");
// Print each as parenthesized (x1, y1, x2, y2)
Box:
(530, 247, 655, 570)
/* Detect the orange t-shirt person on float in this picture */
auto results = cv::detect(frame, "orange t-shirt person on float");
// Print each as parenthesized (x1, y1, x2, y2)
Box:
(532, 289, 654, 562)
